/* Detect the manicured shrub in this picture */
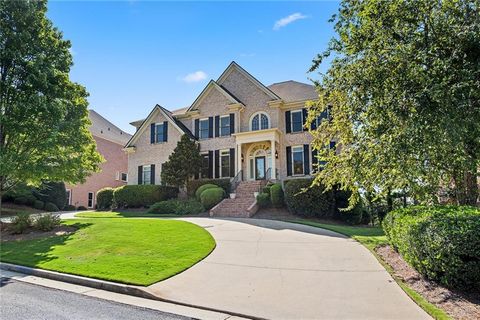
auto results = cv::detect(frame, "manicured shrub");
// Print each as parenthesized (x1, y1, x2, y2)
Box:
(148, 199, 205, 215)
(77, 206, 87, 210)
(96, 188, 114, 210)
(270, 183, 284, 207)
(195, 184, 218, 201)
(2, 183, 35, 202)
(383, 206, 480, 290)
(33, 200, 45, 210)
(284, 179, 335, 217)
(256, 193, 270, 208)
(262, 185, 272, 195)
(10, 213, 32, 234)
(187, 179, 231, 197)
(34, 213, 61, 231)
(44, 202, 60, 212)
(64, 204, 76, 211)
(113, 185, 179, 208)
(200, 187, 225, 210)
(13, 196, 28, 206)
(34, 181, 67, 210)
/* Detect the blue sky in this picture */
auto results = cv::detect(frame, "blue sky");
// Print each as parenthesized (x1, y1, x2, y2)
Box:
(47, 1, 339, 134)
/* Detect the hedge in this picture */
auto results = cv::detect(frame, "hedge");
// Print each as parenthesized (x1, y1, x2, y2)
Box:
(195, 184, 218, 201)
(113, 185, 178, 208)
(97, 188, 114, 210)
(383, 206, 480, 290)
(200, 187, 225, 210)
(187, 179, 231, 197)
(270, 183, 284, 207)
(284, 179, 335, 217)
(148, 199, 205, 215)
(256, 193, 270, 208)
(33, 200, 44, 210)
(44, 202, 60, 212)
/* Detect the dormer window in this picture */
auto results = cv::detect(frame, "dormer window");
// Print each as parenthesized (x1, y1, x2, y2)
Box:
(250, 112, 269, 131)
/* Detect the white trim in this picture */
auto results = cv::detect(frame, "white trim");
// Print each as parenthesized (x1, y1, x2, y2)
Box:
(121, 172, 128, 182)
(249, 111, 270, 131)
(291, 145, 305, 176)
(66, 189, 72, 205)
(219, 115, 231, 137)
(198, 117, 210, 140)
(290, 109, 304, 133)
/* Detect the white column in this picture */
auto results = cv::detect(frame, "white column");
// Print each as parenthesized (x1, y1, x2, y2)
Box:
(270, 139, 276, 180)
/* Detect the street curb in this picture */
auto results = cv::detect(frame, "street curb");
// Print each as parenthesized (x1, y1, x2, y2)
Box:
(0, 262, 261, 320)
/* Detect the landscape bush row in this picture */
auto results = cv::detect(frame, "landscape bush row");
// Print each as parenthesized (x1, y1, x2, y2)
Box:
(256, 183, 284, 208)
(96, 185, 179, 209)
(383, 206, 480, 290)
(7, 213, 61, 234)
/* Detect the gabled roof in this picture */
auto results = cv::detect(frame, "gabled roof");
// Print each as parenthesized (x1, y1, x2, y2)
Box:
(186, 80, 243, 112)
(124, 104, 194, 148)
(267, 80, 318, 103)
(217, 61, 281, 101)
(89, 109, 132, 145)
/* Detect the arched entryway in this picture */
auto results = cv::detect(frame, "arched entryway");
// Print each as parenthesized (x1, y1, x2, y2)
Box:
(246, 143, 272, 180)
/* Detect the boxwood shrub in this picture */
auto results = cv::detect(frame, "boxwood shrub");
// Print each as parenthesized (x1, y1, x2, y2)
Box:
(33, 200, 44, 210)
(284, 179, 335, 217)
(148, 199, 205, 215)
(113, 185, 178, 208)
(96, 187, 114, 210)
(187, 179, 231, 197)
(256, 193, 270, 208)
(44, 202, 60, 212)
(200, 187, 225, 210)
(195, 184, 218, 201)
(270, 183, 284, 207)
(383, 206, 480, 290)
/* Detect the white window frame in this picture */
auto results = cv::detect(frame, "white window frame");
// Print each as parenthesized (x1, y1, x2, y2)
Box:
(142, 165, 151, 185)
(199, 118, 209, 140)
(219, 115, 230, 137)
(220, 149, 230, 178)
(249, 112, 270, 131)
(155, 123, 165, 143)
(290, 110, 303, 133)
(66, 189, 72, 205)
(121, 172, 128, 182)
(87, 192, 94, 208)
(291, 145, 305, 176)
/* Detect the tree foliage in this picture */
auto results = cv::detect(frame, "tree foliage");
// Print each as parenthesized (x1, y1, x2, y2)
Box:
(308, 0, 480, 206)
(0, 1, 102, 200)
(161, 134, 202, 187)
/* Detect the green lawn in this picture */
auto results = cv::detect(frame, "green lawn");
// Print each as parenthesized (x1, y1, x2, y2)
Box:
(1, 218, 215, 286)
(74, 211, 177, 218)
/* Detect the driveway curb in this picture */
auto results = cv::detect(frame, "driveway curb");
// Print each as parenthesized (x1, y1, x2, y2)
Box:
(0, 262, 261, 320)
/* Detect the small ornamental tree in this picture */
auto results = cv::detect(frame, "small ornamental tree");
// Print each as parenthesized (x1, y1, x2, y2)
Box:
(161, 135, 202, 188)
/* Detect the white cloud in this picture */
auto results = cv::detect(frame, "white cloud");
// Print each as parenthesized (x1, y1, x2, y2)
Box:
(273, 13, 308, 30)
(182, 71, 207, 83)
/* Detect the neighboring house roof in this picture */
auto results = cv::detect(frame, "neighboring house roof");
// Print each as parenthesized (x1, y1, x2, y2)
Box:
(187, 79, 244, 112)
(89, 109, 132, 145)
(124, 104, 194, 148)
(267, 80, 318, 103)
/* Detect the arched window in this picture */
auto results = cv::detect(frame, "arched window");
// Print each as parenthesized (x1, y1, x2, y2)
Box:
(250, 112, 269, 131)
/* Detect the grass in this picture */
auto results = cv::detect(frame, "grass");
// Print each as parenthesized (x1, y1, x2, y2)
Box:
(0, 218, 215, 286)
(287, 218, 451, 320)
(74, 211, 178, 218)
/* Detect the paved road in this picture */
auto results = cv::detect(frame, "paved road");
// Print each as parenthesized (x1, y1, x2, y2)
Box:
(0, 278, 188, 320)
(150, 218, 431, 320)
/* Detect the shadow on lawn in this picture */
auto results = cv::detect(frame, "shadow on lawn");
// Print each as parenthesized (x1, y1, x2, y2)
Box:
(0, 222, 92, 267)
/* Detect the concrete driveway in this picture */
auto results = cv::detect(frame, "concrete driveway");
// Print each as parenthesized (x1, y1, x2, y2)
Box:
(149, 218, 430, 320)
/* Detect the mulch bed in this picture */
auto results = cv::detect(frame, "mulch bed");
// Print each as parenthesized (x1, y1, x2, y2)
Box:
(375, 245, 480, 320)
(1, 225, 77, 242)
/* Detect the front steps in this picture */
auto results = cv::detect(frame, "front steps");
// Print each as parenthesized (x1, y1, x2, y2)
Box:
(210, 181, 264, 218)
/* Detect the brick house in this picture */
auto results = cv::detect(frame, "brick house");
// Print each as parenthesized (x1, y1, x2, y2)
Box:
(124, 62, 329, 216)
(66, 110, 131, 208)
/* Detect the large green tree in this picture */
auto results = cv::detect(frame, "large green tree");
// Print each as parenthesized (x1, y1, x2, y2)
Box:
(0, 0, 102, 210)
(161, 134, 202, 188)
(309, 0, 480, 206)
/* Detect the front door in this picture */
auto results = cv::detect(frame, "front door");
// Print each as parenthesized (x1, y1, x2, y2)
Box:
(255, 156, 266, 180)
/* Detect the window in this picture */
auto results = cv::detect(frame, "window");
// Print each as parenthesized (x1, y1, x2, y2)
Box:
(66, 189, 71, 205)
(291, 110, 303, 132)
(199, 119, 209, 140)
(292, 146, 304, 175)
(200, 153, 209, 178)
(220, 150, 230, 178)
(87, 192, 94, 208)
(251, 112, 269, 131)
(219, 116, 230, 137)
(155, 123, 164, 143)
(142, 165, 151, 185)
(121, 173, 128, 182)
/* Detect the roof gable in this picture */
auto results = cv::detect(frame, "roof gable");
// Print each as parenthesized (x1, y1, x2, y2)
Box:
(186, 80, 243, 112)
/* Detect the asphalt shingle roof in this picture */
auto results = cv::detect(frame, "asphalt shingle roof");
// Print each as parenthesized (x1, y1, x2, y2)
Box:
(267, 80, 318, 103)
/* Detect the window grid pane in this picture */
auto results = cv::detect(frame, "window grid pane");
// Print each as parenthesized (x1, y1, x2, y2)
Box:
(251, 115, 259, 131)
(156, 124, 164, 142)
(292, 147, 304, 175)
(291, 111, 303, 132)
(260, 114, 269, 129)
(199, 119, 209, 139)
(201, 154, 209, 178)
(220, 150, 230, 177)
(220, 116, 230, 136)
(143, 166, 151, 185)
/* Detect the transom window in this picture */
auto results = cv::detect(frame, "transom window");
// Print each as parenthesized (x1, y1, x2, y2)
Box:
(291, 110, 303, 132)
(155, 123, 164, 142)
(199, 119, 209, 140)
(142, 165, 151, 185)
(220, 150, 230, 178)
(292, 146, 304, 175)
(220, 115, 230, 137)
(251, 112, 269, 131)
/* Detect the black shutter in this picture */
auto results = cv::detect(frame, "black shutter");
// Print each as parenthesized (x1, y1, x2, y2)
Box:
(229, 113, 235, 134)
(229, 148, 235, 177)
(194, 119, 199, 139)
(311, 115, 317, 130)
(302, 108, 308, 131)
(150, 164, 155, 185)
(163, 121, 168, 142)
(150, 123, 155, 143)
(208, 151, 213, 178)
(330, 141, 336, 150)
(311, 149, 318, 173)
(214, 150, 220, 178)
(303, 145, 310, 175)
(285, 111, 291, 134)
(138, 166, 143, 184)
(208, 117, 214, 138)
(214, 116, 220, 137)
(286, 146, 292, 176)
